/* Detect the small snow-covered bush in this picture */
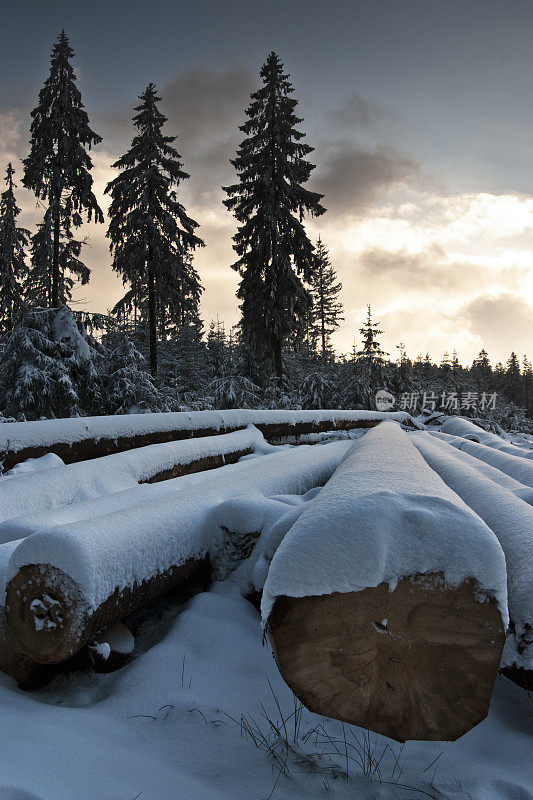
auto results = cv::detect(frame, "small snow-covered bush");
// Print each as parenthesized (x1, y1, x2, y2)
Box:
(0, 306, 103, 419)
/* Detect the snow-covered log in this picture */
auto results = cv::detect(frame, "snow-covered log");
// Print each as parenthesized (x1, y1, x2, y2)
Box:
(411, 432, 533, 686)
(263, 422, 508, 742)
(4, 441, 352, 670)
(441, 417, 533, 460)
(427, 432, 533, 505)
(432, 432, 533, 488)
(0, 427, 266, 526)
(0, 409, 419, 471)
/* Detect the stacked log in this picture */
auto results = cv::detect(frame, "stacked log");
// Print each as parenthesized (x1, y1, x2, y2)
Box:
(411, 432, 533, 689)
(263, 422, 508, 742)
(3, 441, 352, 682)
(438, 435, 533, 488)
(0, 409, 419, 472)
(441, 417, 533, 460)
(427, 432, 533, 505)
(0, 426, 265, 526)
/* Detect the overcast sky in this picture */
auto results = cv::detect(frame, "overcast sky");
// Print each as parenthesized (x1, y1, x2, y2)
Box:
(1, 0, 532, 364)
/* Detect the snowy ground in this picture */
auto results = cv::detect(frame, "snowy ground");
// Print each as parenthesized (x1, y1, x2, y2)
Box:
(0, 582, 530, 800)
(0, 416, 532, 799)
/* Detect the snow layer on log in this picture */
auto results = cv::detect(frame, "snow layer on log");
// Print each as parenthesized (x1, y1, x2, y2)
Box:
(0, 445, 287, 546)
(0, 409, 418, 462)
(262, 421, 508, 624)
(427, 432, 533, 505)
(433, 433, 533, 488)
(411, 432, 533, 669)
(0, 426, 266, 525)
(441, 417, 533, 459)
(0, 541, 19, 600)
(6, 441, 352, 611)
(2, 453, 64, 477)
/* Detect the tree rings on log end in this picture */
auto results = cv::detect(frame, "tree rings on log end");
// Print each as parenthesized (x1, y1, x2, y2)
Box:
(6, 564, 89, 664)
(6, 557, 210, 667)
(267, 573, 505, 742)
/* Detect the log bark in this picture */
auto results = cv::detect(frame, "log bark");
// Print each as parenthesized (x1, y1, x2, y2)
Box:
(0, 412, 419, 472)
(5, 556, 209, 667)
(267, 572, 505, 742)
(142, 449, 250, 484)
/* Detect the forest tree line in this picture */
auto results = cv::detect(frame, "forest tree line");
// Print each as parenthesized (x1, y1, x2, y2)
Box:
(0, 32, 531, 429)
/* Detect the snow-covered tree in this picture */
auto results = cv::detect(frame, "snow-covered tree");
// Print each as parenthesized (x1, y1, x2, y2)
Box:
(308, 237, 343, 361)
(299, 370, 336, 409)
(451, 349, 461, 373)
(523, 356, 532, 418)
(22, 31, 103, 307)
(0, 306, 102, 419)
(504, 352, 522, 405)
(471, 349, 492, 388)
(440, 351, 452, 372)
(104, 338, 162, 414)
(0, 164, 30, 331)
(356, 304, 388, 364)
(26, 207, 90, 306)
(223, 52, 325, 382)
(207, 319, 228, 379)
(207, 374, 261, 409)
(106, 83, 204, 375)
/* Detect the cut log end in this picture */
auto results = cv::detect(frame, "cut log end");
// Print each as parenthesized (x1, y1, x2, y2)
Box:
(6, 557, 210, 668)
(6, 564, 89, 664)
(267, 573, 505, 742)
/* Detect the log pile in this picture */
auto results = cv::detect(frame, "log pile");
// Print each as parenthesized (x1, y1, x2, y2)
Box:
(0, 427, 264, 526)
(0, 409, 419, 472)
(2, 440, 351, 685)
(432, 432, 533, 488)
(411, 432, 533, 689)
(1, 413, 530, 742)
(441, 417, 533, 460)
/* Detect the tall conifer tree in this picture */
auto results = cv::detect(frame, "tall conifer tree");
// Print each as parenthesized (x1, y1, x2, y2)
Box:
(0, 164, 30, 331)
(22, 31, 103, 307)
(309, 236, 343, 360)
(106, 83, 204, 375)
(223, 52, 325, 381)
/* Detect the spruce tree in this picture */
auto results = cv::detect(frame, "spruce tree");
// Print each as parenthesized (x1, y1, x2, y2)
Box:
(0, 164, 30, 331)
(471, 348, 492, 392)
(356, 304, 388, 364)
(504, 352, 522, 405)
(309, 236, 343, 361)
(26, 207, 90, 307)
(207, 318, 228, 380)
(26, 213, 53, 307)
(223, 52, 325, 382)
(106, 83, 204, 375)
(22, 31, 103, 307)
(523, 355, 532, 418)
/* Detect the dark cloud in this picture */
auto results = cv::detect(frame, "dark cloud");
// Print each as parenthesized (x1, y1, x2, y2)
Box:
(0, 108, 26, 163)
(355, 245, 486, 291)
(460, 293, 533, 358)
(98, 65, 255, 200)
(328, 93, 401, 130)
(315, 143, 419, 214)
